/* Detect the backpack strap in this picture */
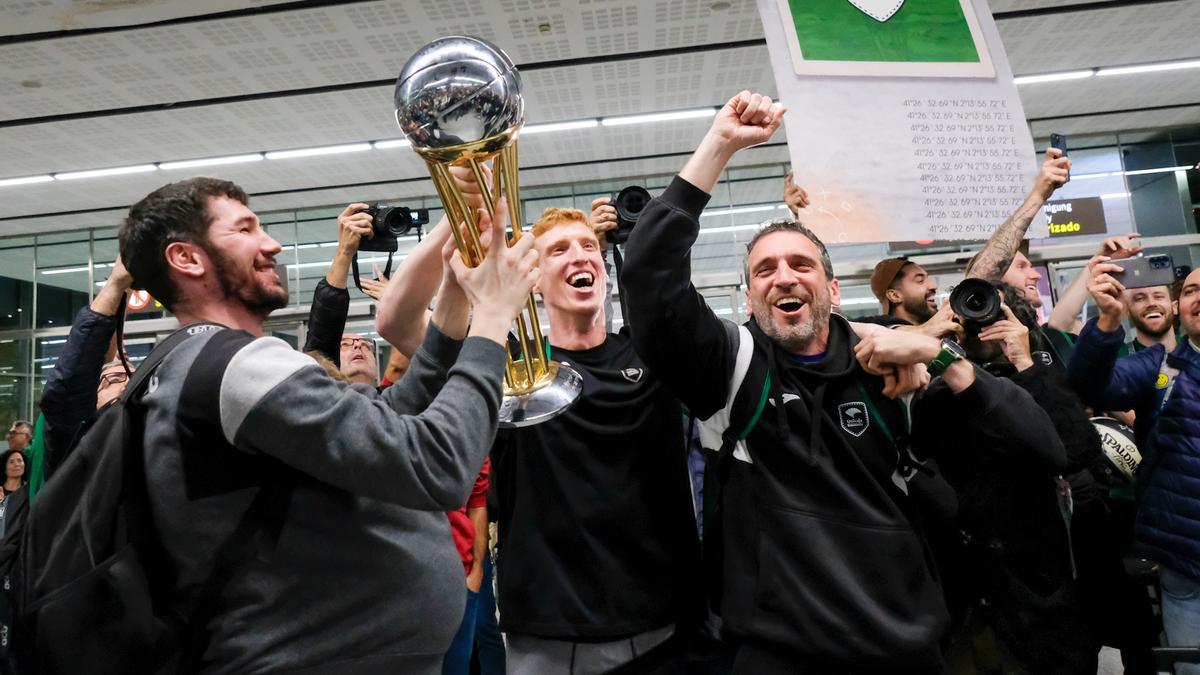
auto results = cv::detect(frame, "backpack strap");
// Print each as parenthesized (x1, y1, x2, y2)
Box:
(698, 324, 769, 461)
(119, 324, 225, 404)
(698, 324, 769, 612)
(699, 326, 769, 533)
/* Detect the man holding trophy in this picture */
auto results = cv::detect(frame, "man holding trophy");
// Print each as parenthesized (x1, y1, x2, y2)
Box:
(391, 37, 700, 674)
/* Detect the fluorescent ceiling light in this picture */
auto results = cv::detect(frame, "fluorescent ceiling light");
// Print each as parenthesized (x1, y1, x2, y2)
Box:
(287, 255, 402, 270)
(1013, 70, 1094, 85)
(840, 298, 882, 307)
(1098, 59, 1200, 77)
(523, 119, 600, 134)
(0, 174, 54, 187)
(373, 139, 411, 149)
(601, 108, 717, 127)
(1124, 165, 1191, 176)
(265, 143, 372, 160)
(159, 153, 264, 170)
(55, 164, 157, 180)
(701, 205, 785, 218)
(40, 265, 90, 275)
(698, 224, 763, 236)
(1068, 172, 1115, 180)
(1100, 192, 1131, 199)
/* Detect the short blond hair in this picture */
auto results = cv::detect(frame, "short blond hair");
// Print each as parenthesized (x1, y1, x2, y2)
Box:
(531, 207, 589, 238)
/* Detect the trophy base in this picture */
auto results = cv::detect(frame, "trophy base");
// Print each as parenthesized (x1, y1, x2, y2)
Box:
(498, 361, 583, 428)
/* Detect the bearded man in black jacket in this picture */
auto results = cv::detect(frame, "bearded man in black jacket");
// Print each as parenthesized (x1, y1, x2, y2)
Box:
(620, 90, 1063, 674)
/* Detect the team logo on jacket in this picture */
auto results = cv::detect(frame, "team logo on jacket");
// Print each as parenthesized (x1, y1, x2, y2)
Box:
(620, 368, 644, 383)
(1032, 351, 1053, 366)
(839, 402, 869, 437)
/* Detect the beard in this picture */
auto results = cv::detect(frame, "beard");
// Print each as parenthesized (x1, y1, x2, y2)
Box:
(205, 244, 289, 317)
(749, 284, 833, 354)
(1130, 308, 1174, 339)
(902, 293, 936, 323)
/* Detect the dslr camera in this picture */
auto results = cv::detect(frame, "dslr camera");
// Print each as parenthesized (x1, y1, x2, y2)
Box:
(357, 204, 430, 252)
(949, 278, 1003, 334)
(606, 186, 653, 245)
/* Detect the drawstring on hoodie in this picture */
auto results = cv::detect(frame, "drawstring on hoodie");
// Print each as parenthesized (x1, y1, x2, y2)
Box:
(751, 319, 844, 469)
(808, 381, 828, 468)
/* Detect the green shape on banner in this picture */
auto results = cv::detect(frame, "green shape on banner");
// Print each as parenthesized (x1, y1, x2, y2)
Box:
(787, 0, 980, 63)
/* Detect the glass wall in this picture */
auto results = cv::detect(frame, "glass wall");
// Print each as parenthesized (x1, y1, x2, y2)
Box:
(1, 128, 1198, 421)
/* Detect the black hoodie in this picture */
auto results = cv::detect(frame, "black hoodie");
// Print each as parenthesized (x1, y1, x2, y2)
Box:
(621, 175, 1063, 669)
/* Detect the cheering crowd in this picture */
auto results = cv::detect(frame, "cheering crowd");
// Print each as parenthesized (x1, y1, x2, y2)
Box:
(4, 90, 1198, 675)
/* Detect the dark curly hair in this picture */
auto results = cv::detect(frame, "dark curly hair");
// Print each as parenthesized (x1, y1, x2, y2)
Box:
(119, 177, 249, 309)
(995, 282, 1046, 354)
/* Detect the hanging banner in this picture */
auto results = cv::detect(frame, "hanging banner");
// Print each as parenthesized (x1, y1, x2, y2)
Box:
(760, 0, 1042, 243)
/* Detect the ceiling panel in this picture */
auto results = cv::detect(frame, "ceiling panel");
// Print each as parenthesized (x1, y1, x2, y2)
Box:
(0, 44, 777, 178)
(998, 1, 1200, 74)
(0, 0, 764, 121)
(0, 0, 1196, 238)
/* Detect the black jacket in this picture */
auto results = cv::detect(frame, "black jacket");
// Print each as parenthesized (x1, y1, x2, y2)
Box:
(40, 306, 120, 477)
(303, 279, 350, 366)
(621, 176, 1062, 668)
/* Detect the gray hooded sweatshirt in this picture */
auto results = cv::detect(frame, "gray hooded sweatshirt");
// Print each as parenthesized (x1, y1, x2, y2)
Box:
(140, 322, 503, 674)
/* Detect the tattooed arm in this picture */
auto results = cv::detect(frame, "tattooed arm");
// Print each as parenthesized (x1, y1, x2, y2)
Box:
(966, 148, 1070, 281)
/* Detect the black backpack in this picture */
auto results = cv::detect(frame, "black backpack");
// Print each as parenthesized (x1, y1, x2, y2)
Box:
(6, 323, 290, 674)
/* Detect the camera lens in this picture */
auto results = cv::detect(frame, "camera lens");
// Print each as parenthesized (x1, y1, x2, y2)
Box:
(609, 186, 652, 245)
(373, 206, 414, 239)
(949, 278, 1003, 332)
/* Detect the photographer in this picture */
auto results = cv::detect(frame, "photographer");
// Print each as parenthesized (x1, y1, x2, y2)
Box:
(1069, 263, 1200, 664)
(928, 283, 1106, 672)
(586, 196, 624, 334)
(301, 202, 384, 368)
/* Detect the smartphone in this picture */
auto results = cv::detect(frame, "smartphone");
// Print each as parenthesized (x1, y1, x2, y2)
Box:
(1049, 133, 1068, 156)
(1049, 133, 1069, 180)
(1111, 254, 1176, 290)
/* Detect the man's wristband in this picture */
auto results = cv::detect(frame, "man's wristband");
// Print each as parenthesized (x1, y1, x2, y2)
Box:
(927, 338, 966, 378)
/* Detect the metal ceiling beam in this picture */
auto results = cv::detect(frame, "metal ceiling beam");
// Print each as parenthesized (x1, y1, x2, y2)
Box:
(991, 0, 1187, 20)
(0, 39, 767, 129)
(1, 0, 1185, 46)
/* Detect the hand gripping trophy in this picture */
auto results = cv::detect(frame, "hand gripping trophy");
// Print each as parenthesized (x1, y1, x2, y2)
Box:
(395, 36, 582, 427)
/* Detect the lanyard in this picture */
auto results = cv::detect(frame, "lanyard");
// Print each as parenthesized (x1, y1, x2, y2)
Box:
(854, 380, 910, 446)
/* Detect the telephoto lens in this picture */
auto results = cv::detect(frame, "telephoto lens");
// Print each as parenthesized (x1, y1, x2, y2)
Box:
(949, 278, 1003, 333)
(608, 186, 652, 245)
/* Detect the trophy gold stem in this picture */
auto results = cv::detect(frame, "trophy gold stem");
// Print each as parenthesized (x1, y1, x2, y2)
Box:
(395, 34, 582, 426)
